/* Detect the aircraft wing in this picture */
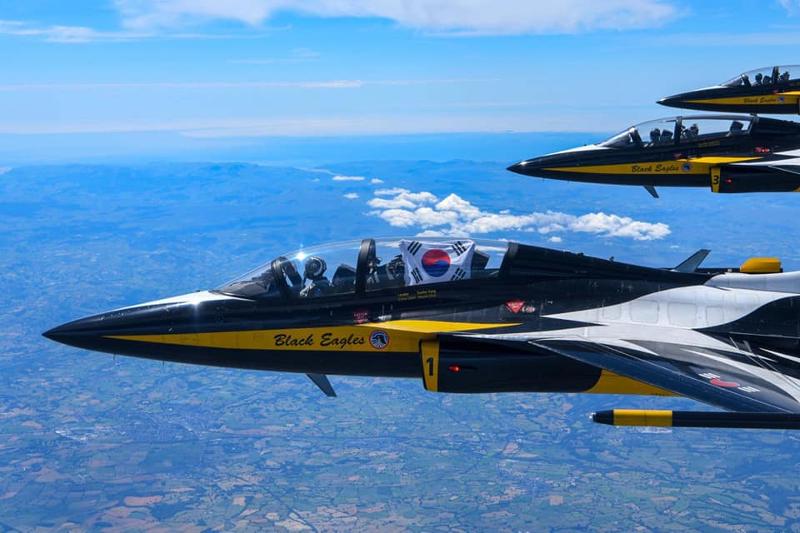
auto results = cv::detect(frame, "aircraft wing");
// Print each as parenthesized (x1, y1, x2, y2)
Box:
(766, 164, 800, 176)
(527, 336, 800, 413)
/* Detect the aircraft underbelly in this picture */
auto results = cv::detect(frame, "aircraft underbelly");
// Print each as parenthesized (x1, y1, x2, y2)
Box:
(543, 173, 707, 187)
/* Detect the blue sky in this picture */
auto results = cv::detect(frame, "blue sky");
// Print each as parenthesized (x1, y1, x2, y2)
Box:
(1, 0, 800, 154)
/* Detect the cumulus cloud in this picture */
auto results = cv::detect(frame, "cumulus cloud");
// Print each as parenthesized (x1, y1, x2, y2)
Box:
(343, 192, 359, 199)
(370, 178, 384, 184)
(368, 188, 670, 241)
(114, 0, 677, 35)
(367, 189, 438, 209)
(375, 187, 410, 196)
(332, 175, 365, 181)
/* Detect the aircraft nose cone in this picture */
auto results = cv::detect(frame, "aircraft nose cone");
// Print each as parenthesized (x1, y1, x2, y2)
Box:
(507, 161, 528, 174)
(43, 303, 169, 352)
(42, 324, 68, 343)
(657, 94, 682, 108)
(43, 315, 110, 350)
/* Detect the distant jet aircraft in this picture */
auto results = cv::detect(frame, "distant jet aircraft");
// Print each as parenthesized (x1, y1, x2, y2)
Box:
(44, 237, 800, 430)
(508, 114, 800, 197)
(659, 65, 800, 114)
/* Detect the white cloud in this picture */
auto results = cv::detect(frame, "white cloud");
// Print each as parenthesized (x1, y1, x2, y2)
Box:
(343, 192, 359, 199)
(332, 175, 365, 181)
(569, 212, 671, 240)
(114, 0, 678, 36)
(0, 19, 147, 43)
(373, 208, 420, 228)
(368, 197, 417, 209)
(375, 187, 410, 196)
(368, 188, 670, 241)
(370, 178, 384, 184)
(367, 189, 439, 209)
(416, 229, 446, 237)
(436, 193, 482, 220)
(0, 18, 276, 43)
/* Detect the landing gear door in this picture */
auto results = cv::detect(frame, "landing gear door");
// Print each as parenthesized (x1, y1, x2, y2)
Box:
(420, 339, 440, 392)
(710, 167, 721, 193)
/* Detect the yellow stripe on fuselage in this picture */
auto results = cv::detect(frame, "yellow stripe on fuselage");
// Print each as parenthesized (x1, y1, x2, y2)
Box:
(106, 320, 516, 353)
(685, 156, 761, 165)
(685, 95, 799, 105)
(544, 156, 759, 175)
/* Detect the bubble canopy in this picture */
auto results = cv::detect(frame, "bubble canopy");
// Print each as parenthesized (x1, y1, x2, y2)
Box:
(217, 237, 510, 300)
(599, 115, 754, 149)
(722, 65, 800, 87)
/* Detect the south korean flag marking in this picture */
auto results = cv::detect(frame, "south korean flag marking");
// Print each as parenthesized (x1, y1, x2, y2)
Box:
(421, 249, 451, 278)
(452, 240, 468, 256)
(698, 372, 760, 393)
(400, 239, 476, 286)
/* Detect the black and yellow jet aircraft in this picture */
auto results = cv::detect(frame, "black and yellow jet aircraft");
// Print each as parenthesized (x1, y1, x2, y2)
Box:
(659, 65, 800, 114)
(44, 237, 800, 430)
(508, 114, 800, 197)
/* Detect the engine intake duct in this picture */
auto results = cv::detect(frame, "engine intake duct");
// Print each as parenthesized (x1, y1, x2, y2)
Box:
(711, 165, 800, 193)
(421, 336, 602, 394)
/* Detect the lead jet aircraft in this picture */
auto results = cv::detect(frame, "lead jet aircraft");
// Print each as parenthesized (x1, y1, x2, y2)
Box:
(508, 114, 800, 197)
(659, 65, 800, 114)
(45, 237, 800, 430)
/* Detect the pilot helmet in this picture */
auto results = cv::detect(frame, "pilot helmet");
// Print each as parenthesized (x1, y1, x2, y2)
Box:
(304, 256, 327, 280)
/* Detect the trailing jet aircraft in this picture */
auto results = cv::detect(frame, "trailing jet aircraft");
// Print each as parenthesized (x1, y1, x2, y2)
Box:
(659, 65, 800, 114)
(44, 237, 800, 430)
(508, 114, 800, 197)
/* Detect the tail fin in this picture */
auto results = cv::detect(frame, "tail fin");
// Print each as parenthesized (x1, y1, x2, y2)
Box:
(673, 249, 710, 273)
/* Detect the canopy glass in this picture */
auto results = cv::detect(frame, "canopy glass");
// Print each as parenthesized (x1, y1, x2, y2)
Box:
(218, 237, 510, 299)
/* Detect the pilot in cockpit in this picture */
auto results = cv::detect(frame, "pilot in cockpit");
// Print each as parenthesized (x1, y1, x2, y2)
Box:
(649, 128, 661, 145)
(366, 254, 405, 289)
(300, 256, 331, 297)
(755, 73, 763, 85)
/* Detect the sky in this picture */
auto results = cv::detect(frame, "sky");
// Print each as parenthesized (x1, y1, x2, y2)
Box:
(2, 0, 800, 159)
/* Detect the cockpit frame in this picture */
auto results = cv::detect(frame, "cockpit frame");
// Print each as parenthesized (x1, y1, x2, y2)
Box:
(217, 237, 512, 303)
(722, 65, 800, 88)
(600, 114, 758, 150)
